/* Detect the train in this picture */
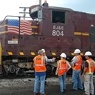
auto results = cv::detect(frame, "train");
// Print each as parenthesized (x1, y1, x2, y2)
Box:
(0, 0, 95, 76)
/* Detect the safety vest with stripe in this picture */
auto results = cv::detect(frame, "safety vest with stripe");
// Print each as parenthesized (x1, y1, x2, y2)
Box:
(57, 59, 68, 76)
(73, 55, 82, 70)
(85, 59, 95, 74)
(34, 55, 46, 72)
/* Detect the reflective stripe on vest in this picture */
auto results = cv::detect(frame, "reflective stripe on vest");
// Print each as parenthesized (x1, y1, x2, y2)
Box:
(73, 55, 82, 70)
(85, 59, 95, 74)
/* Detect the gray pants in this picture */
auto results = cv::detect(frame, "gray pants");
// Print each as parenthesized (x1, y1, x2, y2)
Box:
(84, 74, 94, 95)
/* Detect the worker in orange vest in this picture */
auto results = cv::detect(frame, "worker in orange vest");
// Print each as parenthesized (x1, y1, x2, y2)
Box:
(33, 50, 46, 95)
(82, 51, 95, 95)
(71, 49, 83, 90)
(56, 53, 71, 95)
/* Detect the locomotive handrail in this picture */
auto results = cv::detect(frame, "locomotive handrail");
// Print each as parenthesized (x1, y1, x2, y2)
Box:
(0, 15, 31, 25)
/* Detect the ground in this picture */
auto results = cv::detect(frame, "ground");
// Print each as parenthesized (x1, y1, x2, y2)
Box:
(0, 76, 95, 95)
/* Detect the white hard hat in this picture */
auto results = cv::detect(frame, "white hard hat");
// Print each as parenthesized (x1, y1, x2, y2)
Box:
(74, 49, 81, 54)
(84, 51, 92, 56)
(41, 49, 45, 52)
(60, 53, 66, 58)
(38, 50, 43, 55)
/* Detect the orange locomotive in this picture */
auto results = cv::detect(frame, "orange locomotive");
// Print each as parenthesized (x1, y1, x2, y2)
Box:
(0, 0, 95, 76)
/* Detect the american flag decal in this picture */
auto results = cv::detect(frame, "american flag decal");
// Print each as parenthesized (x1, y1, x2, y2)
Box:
(7, 19, 32, 35)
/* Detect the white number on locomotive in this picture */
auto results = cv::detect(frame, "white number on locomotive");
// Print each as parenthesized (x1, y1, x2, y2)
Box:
(52, 30, 64, 36)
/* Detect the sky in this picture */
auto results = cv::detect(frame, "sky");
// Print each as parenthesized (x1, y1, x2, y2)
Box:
(0, 0, 95, 20)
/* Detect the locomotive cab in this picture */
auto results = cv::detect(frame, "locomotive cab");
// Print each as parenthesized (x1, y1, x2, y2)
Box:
(29, 2, 76, 57)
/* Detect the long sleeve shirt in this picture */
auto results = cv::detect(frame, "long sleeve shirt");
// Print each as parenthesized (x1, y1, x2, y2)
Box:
(71, 56, 78, 66)
(45, 56, 54, 63)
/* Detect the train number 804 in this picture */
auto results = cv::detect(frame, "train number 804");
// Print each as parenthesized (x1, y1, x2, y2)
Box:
(52, 30, 64, 36)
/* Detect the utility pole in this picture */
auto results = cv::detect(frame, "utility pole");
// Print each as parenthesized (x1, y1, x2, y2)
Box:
(0, 41, 2, 74)
(39, 0, 42, 6)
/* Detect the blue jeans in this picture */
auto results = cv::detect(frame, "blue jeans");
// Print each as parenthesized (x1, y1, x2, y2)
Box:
(34, 73, 46, 94)
(59, 73, 66, 92)
(72, 70, 83, 90)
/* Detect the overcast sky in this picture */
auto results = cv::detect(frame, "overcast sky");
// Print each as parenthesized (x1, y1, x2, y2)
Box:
(0, 0, 95, 20)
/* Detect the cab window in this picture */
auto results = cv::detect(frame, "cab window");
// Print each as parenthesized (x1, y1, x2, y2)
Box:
(52, 11, 65, 23)
(30, 7, 42, 21)
(30, 11, 38, 19)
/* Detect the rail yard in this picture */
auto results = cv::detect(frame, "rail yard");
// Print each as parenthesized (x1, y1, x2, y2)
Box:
(1, 77, 95, 95)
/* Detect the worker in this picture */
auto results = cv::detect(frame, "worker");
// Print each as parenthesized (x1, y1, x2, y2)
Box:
(41, 49, 56, 86)
(33, 50, 46, 95)
(41, 49, 55, 62)
(56, 53, 71, 95)
(71, 49, 83, 90)
(82, 51, 95, 95)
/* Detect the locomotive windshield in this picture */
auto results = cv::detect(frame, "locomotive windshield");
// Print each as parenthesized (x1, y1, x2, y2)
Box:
(52, 11, 65, 23)
(29, 6, 42, 21)
(30, 11, 38, 19)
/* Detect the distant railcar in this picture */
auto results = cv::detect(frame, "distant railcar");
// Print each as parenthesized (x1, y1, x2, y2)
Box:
(0, 1, 95, 76)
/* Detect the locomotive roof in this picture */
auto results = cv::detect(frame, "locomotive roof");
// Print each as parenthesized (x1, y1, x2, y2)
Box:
(29, 4, 73, 12)
(29, 4, 95, 15)
(48, 6, 73, 12)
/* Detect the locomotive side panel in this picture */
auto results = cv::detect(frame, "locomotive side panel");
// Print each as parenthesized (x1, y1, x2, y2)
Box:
(0, 1, 95, 76)
(72, 11, 95, 54)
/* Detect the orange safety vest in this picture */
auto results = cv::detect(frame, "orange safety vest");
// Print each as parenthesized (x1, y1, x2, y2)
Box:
(57, 59, 68, 76)
(34, 55, 46, 72)
(73, 55, 82, 70)
(85, 59, 95, 74)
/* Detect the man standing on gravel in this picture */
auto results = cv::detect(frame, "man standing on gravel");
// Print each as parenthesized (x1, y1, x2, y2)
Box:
(56, 53, 71, 95)
(41, 49, 56, 85)
(82, 51, 95, 95)
(71, 49, 83, 91)
(33, 50, 46, 95)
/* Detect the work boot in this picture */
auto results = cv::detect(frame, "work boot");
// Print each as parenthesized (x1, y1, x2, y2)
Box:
(59, 92, 64, 95)
(34, 92, 39, 95)
(33, 92, 37, 95)
(45, 81, 48, 86)
(40, 93, 46, 95)
(83, 93, 88, 95)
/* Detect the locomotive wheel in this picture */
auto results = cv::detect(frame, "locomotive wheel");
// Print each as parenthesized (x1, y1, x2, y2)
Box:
(2, 65, 8, 77)
(17, 68, 25, 77)
(9, 65, 16, 73)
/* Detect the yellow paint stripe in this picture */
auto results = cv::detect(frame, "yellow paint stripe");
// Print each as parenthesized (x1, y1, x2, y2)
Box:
(71, 53, 74, 56)
(8, 52, 13, 55)
(0, 31, 8, 34)
(52, 52, 56, 56)
(31, 52, 35, 55)
(82, 33, 89, 36)
(0, 25, 38, 28)
(74, 32, 81, 35)
(0, 25, 7, 28)
(31, 26, 38, 28)
(19, 52, 24, 55)
(74, 32, 89, 36)
(32, 32, 38, 34)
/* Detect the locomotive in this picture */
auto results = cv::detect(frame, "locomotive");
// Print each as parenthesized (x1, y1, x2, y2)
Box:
(0, 0, 95, 76)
